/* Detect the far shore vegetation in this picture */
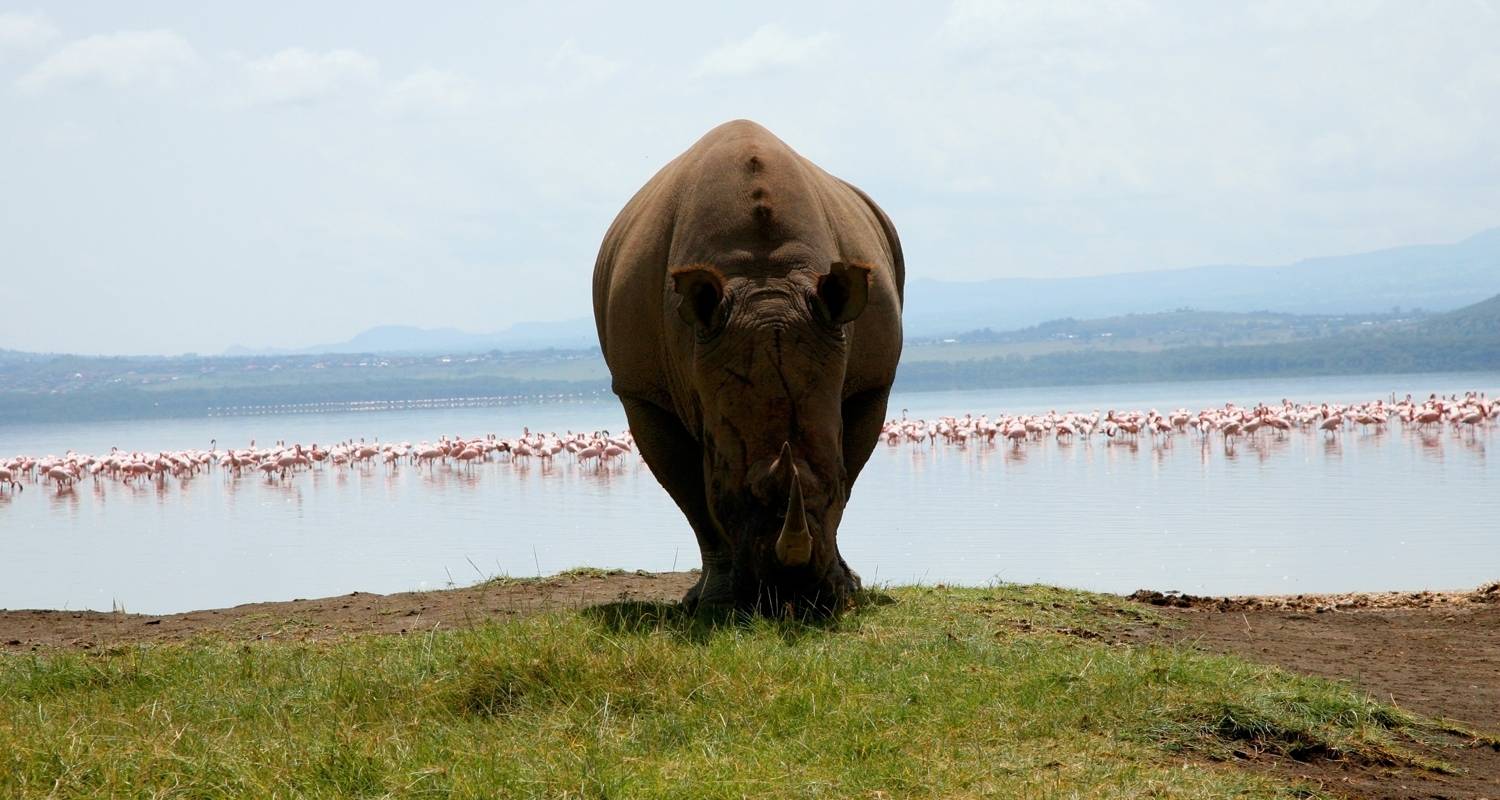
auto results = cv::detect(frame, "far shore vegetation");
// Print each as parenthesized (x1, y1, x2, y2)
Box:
(3, 295, 1497, 425)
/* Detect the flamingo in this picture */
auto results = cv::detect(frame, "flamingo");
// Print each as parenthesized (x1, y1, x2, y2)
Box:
(456, 446, 483, 470)
(576, 445, 603, 470)
(45, 466, 78, 493)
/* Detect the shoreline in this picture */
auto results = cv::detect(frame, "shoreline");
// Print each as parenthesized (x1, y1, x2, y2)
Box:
(5, 571, 1495, 652)
(5, 572, 1498, 797)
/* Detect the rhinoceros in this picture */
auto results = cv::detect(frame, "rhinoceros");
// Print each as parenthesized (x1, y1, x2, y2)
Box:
(592, 120, 904, 614)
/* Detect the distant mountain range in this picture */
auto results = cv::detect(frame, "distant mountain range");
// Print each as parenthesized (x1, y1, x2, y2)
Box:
(894, 291, 1500, 391)
(9, 291, 1496, 425)
(221, 227, 1500, 356)
(904, 227, 1500, 338)
(224, 319, 598, 357)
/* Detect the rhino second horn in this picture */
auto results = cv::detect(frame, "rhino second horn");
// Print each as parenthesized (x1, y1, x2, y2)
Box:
(769, 441, 794, 490)
(775, 464, 813, 567)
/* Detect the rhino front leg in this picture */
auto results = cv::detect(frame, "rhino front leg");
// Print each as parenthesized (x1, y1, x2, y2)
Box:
(824, 383, 895, 598)
(617, 395, 735, 611)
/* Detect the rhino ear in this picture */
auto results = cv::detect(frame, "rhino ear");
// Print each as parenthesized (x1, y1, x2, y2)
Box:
(670, 265, 727, 332)
(817, 262, 872, 325)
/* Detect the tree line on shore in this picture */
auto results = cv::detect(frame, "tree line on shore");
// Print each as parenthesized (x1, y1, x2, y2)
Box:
(4, 295, 1496, 424)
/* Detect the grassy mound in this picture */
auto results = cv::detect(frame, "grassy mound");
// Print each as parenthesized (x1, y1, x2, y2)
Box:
(0, 585, 1466, 798)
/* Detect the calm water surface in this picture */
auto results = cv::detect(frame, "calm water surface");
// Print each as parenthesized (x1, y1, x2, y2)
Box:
(2, 371, 1497, 613)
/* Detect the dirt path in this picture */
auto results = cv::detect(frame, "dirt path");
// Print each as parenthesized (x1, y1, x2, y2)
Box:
(5, 575, 1497, 797)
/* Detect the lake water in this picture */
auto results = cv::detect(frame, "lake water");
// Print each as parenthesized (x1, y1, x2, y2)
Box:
(3, 371, 1497, 613)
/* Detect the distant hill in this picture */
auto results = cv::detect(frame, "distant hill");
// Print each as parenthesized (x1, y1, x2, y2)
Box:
(0, 347, 609, 425)
(925, 309, 1424, 348)
(225, 318, 597, 356)
(210, 228, 1500, 357)
(895, 292, 1500, 391)
(7, 296, 1497, 425)
(1421, 293, 1500, 336)
(904, 227, 1500, 338)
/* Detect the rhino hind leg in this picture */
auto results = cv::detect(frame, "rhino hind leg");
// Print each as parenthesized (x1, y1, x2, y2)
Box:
(617, 395, 735, 611)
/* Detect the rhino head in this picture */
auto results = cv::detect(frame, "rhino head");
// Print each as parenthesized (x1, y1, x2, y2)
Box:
(669, 256, 871, 613)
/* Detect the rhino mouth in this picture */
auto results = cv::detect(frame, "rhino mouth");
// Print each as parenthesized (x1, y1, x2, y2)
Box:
(708, 440, 855, 611)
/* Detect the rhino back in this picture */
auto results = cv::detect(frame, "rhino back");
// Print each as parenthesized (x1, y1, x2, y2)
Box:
(592, 150, 682, 406)
(593, 120, 904, 414)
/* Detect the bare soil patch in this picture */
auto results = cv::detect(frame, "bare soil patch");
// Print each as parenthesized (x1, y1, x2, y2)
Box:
(1126, 583, 1500, 799)
(0, 570, 697, 651)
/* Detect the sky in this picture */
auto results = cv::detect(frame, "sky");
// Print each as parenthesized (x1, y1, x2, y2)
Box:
(2, 1, 1498, 355)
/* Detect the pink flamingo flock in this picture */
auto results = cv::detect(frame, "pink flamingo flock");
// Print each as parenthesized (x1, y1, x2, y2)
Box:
(1, 392, 1494, 499)
(1, 428, 637, 496)
(880, 392, 1497, 452)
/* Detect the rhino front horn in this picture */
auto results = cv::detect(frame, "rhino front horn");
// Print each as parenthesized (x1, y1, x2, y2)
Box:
(775, 462, 813, 568)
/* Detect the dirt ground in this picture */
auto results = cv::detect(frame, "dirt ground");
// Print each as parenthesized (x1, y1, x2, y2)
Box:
(0, 570, 697, 651)
(1125, 584, 1500, 799)
(3, 574, 1497, 798)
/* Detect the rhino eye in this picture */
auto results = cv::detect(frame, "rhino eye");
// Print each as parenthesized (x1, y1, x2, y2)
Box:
(817, 262, 871, 325)
(809, 291, 837, 329)
(689, 282, 720, 329)
(809, 289, 847, 337)
(670, 266, 728, 338)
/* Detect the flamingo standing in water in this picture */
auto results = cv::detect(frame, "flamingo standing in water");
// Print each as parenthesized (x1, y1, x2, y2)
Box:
(600, 443, 628, 465)
(1455, 407, 1485, 437)
(1004, 425, 1028, 448)
(456, 445, 483, 470)
(45, 465, 79, 493)
(1055, 421, 1076, 442)
(1413, 405, 1444, 430)
(416, 445, 445, 470)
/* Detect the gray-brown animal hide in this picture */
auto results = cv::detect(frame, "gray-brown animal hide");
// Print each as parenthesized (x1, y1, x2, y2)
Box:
(593, 119, 904, 614)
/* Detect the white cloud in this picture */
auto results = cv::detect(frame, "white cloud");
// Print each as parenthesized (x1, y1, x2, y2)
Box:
(0, 11, 57, 56)
(548, 39, 620, 85)
(237, 47, 379, 106)
(696, 24, 834, 77)
(15, 30, 196, 93)
(380, 67, 479, 116)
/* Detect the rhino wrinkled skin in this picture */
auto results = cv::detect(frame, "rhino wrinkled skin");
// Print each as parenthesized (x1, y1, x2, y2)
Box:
(592, 120, 905, 614)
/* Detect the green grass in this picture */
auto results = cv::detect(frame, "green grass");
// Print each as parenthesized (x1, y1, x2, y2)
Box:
(0, 585, 1467, 798)
(478, 567, 653, 587)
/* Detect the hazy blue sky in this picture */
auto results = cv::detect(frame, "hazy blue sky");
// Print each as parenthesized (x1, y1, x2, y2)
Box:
(3, 1, 1498, 354)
